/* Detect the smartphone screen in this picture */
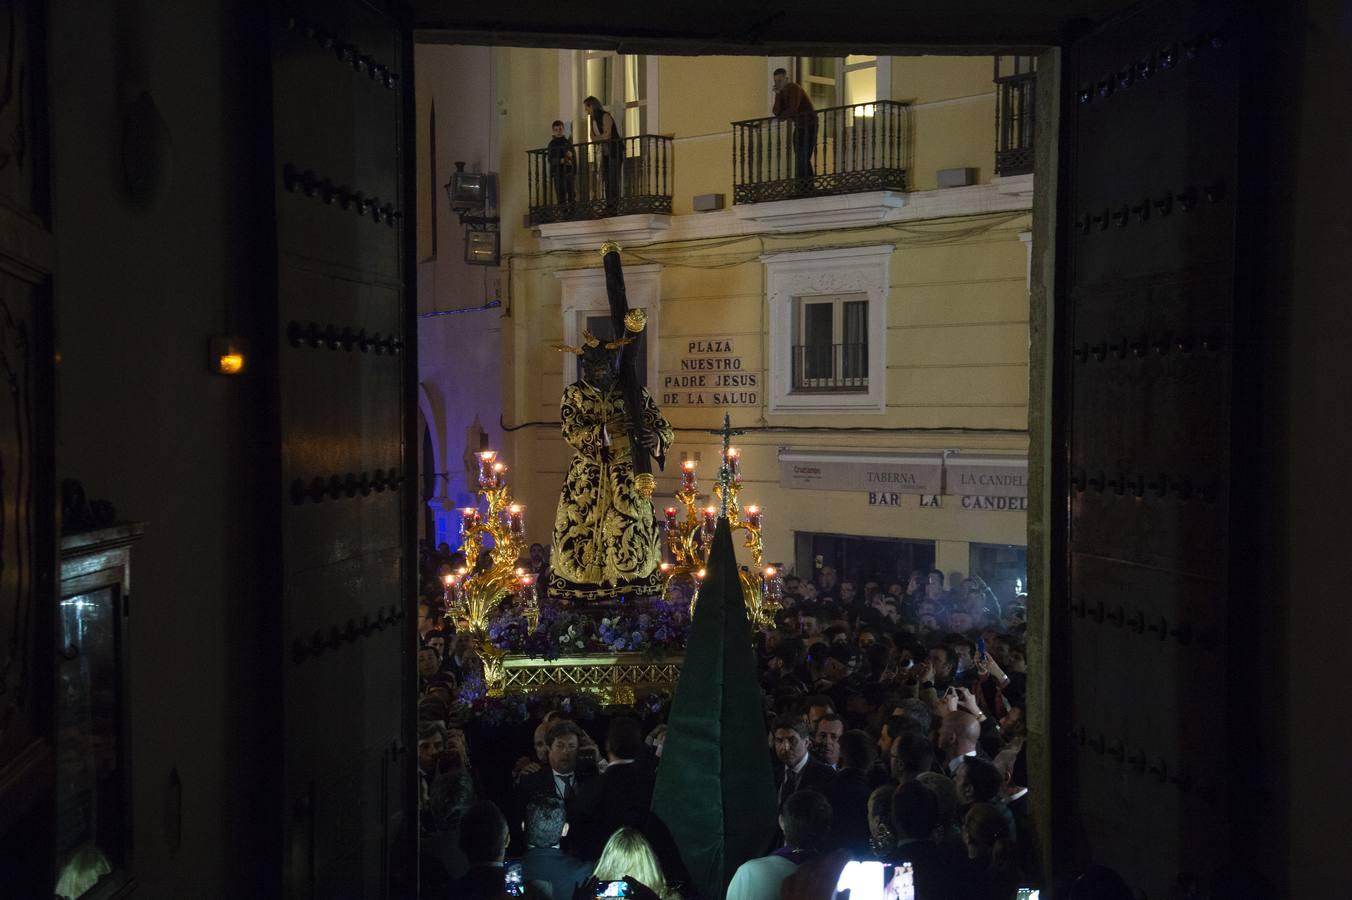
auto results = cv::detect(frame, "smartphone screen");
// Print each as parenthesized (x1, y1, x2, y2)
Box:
(505, 862, 526, 897)
(834, 860, 885, 900)
(595, 881, 630, 898)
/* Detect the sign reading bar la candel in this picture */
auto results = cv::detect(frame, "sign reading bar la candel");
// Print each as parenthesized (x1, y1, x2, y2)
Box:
(779, 451, 944, 495)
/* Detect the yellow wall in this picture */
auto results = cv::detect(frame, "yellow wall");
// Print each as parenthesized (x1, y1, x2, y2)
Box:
(451, 51, 1028, 579)
(908, 98, 997, 189)
(495, 214, 1031, 577)
(891, 56, 994, 104)
(659, 56, 767, 135)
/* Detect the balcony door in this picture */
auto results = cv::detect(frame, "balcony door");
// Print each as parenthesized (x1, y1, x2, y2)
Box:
(581, 50, 651, 139)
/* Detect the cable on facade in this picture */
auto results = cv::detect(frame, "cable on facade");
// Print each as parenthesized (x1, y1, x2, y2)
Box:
(499, 415, 1025, 435)
(498, 209, 1030, 275)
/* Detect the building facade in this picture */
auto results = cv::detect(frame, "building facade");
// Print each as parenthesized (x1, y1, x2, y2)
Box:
(417, 46, 1035, 598)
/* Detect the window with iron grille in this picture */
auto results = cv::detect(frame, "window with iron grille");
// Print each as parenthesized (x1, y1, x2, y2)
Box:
(994, 55, 1037, 177)
(765, 244, 890, 414)
(792, 294, 869, 393)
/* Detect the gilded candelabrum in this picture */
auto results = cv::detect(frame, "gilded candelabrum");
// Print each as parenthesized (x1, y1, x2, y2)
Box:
(659, 415, 782, 629)
(441, 450, 539, 696)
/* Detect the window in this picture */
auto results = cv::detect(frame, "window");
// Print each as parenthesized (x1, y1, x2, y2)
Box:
(792, 294, 869, 392)
(763, 244, 893, 413)
(797, 56, 838, 109)
(842, 55, 878, 109)
(582, 50, 648, 138)
(794, 55, 879, 110)
(968, 543, 1029, 612)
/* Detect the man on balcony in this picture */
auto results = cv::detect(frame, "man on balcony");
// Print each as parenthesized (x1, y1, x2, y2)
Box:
(772, 67, 817, 186)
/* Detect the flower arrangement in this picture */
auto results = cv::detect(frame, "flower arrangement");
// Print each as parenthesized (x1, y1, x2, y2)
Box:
(485, 595, 690, 659)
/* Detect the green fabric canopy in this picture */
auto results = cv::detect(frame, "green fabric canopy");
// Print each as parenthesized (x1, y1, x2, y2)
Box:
(650, 518, 778, 899)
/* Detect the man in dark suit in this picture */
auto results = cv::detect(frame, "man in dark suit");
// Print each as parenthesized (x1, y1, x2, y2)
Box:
(441, 800, 512, 900)
(571, 716, 656, 859)
(772, 714, 835, 809)
(825, 730, 875, 855)
(514, 721, 595, 854)
(889, 782, 978, 900)
(518, 795, 593, 900)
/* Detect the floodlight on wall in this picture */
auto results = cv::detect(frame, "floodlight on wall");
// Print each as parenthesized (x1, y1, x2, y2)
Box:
(444, 160, 499, 229)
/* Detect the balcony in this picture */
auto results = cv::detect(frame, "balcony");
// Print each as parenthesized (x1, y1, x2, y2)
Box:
(731, 101, 911, 205)
(995, 70, 1036, 177)
(526, 134, 673, 226)
(791, 343, 869, 393)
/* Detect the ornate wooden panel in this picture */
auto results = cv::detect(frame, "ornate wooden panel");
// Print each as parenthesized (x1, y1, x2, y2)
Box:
(1056, 1, 1242, 895)
(270, 2, 414, 896)
(0, 0, 52, 894)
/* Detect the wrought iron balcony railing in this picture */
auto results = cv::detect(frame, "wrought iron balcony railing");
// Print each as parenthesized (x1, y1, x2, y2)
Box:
(527, 134, 673, 225)
(790, 343, 869, 393)
(732, 100, 911, 205)
(995, 71, 1036, 177)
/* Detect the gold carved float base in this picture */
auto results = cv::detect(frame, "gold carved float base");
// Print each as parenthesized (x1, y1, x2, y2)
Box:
(498, 652, 684, 705)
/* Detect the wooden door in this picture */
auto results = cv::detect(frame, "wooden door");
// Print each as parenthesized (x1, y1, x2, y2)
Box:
(1054, 0, 1245, 894)
(0, 0, 55, 894)
(269, 2, 415, 896)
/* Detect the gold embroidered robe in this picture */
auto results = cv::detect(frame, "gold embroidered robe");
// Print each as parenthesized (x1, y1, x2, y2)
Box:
(548, 381, 673, 600)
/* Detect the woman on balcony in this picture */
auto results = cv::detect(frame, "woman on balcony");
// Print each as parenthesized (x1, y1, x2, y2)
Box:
(584, 96, 623, 211)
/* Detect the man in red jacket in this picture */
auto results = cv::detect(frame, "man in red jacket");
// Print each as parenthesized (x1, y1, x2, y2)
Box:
(773, 67, 818, 183)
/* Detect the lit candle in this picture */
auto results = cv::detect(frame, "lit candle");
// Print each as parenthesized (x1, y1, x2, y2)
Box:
(664, 506, 678, 526)
(508, 503, 525, 535)
(476, 450, 498, 488)
(460, 507, 478, 536)
(491, 461, 507, 488)
(680, 459, 697, 491)
(745, 504, 762, 529)
(702, 505, 717, 538)
(659, 562, 671, 574)
(765, 566, 783, 601)
(695, 568, 706, 581)
(725, 447, 741, 484)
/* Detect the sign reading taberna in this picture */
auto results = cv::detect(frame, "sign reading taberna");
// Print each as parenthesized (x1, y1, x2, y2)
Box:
(944, 456, 1029, 499)
(779, 450, 944, 495)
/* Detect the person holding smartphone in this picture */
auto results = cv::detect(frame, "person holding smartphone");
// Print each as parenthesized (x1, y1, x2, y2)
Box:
(577, 827, 679, 900)
(438, 801, 512, 900)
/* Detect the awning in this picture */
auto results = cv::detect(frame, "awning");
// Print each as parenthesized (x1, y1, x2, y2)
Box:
(944, 455, 1028, 498)
(778, 450, 945, 495)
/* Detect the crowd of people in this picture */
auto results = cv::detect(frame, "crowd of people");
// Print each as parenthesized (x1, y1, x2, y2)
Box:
(411, 545, 1131, 900)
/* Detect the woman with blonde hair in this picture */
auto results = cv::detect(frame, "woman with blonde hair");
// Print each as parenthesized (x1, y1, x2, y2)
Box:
(580, 826, 681, 900)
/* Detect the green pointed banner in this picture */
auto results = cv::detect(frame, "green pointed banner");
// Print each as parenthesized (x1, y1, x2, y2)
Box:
(650, 517, 777, 899)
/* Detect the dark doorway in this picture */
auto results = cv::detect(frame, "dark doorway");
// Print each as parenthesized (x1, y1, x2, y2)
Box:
(793, 531, 936, 592)
(968, 542, 1028, 611)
